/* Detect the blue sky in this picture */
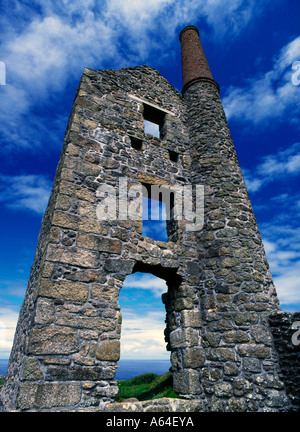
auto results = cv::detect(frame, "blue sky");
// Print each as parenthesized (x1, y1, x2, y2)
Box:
(0, 0, 299, 360)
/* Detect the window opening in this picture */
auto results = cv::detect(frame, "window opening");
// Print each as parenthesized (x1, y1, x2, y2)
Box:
(143, 103, 165, 139)
(168, 150, 179, 162)
(144, 120, 160, 138)
(130, 136, 143, 150)
(141, 184, 168, 242)
(141, 183, 178, 242)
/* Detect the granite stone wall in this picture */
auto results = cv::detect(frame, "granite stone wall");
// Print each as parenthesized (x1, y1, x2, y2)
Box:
(182, 79, 290, 411)
(0, 65, 295, 412)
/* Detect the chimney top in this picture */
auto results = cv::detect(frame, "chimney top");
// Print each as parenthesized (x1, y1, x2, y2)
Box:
(179, 25, 219, 93)
(179, 25, 199, 41)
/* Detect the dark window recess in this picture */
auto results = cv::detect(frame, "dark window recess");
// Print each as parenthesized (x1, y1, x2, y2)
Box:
(168, 150, 179, 162)
(143, 103, 166, 139)
(130, 136, 143, 150)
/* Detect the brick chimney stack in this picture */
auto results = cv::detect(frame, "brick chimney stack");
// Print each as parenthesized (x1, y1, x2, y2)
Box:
(179, 25, 218, 93)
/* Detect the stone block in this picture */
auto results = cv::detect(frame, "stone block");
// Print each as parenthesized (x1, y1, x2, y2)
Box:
(34, 297, 55, 324)
(233, 312, 259, 326)
(202, 332, 221, 347)
(27, 326, 79, 355)
(45, 365, 115, 381)
(55, 313, 116, 331)
(173, 369, 201, 395)
(169, 329, 183, 348)
(214, 382, 232, 397)
(238, 344, 271, 359)
(183, 347, 205, 368)
(46, 244, 99, 268)
(202, 367, 223, 382)
(23, 357, 43, 381)
(242, 357, 261, 373)
(93, 384, 119, 398)
(206, 347, 238, 362)
(91, 284, 119, 303)
(78, 201, 97, 218)
(187, 261, 199, 275)
(77, 233, 122, 254)
(223, 330, 250, 343)
(38, 279, 89, 302)
(96, 340, 120, 361)
(251, 327, 273, 344)
(52, 210, 101, 234)
(55, 194, 72, 211)
(67, 269, 102, 283)
(233, 377, 253, 396)
(225, 398, 247, 412)
(104, 259, 134, 274)
(180, 310, 202, 328)
(17, 382, 81, 410)
(52, 210, 80, 230)
(224, 361, 240, 376)
(174, 298, 193, 311)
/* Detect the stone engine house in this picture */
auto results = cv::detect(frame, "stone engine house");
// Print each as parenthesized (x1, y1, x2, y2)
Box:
(1, 26, 299, 412)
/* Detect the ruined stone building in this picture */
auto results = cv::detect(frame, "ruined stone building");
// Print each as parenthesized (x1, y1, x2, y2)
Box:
(1, 26, 299, 412)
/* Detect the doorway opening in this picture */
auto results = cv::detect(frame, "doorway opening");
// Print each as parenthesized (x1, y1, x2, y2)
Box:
(115, 271, 171, 382)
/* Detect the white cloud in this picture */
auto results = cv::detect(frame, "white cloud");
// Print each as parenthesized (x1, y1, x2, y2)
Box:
(261, 223, 300, 310)
(120, 273, 168, 359)
(242, 141, 300, 310)
(0, 174, 52, 214)
(242, 172, 265, 193)
(120, 308, 169, 359)
(223, 36, 300, 125)
(242, 142, 300, 193)
(200, 0, 269, 37)
(123, 273, 167, 297)
(257, 142, 300, 177)
(0, 0, 274, 151)
(273, 266, 300, 307)
(0, 307, 19, 358)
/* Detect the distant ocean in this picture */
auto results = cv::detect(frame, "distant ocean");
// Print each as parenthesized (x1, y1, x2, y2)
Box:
(0, 359, 171, 380)
(0, 359, 8, 375)
(115, 359, 171, 380)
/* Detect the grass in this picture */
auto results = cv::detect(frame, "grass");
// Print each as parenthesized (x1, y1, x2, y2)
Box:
(116, 372, 179, 402)
(0, 372, 179, 402)
(0, 376, 5, 387)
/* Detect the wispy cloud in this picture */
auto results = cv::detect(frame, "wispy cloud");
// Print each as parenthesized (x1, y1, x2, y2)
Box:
(261, 223, 300, 310)
(123, 272, 168, 297)
(120, 273, 168, 358)
(0, 306, 19, 358)
(0, 174, 52, 214)
(241, 140, 300, 310)
(120, 307, 169, 359)
(242, 142, 300, 193)
(223, 36, 300, 126)
(0, 0, 273, 151)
